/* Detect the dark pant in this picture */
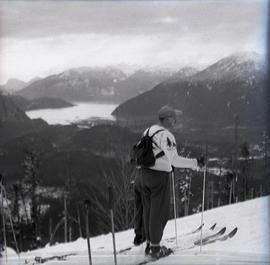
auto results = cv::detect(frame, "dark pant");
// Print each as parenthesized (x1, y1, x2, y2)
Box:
(134, 170, 144, 238)
(141, 168, 171, 245)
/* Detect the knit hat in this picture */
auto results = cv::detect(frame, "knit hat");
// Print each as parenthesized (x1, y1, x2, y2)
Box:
(158, 105, 176, 120)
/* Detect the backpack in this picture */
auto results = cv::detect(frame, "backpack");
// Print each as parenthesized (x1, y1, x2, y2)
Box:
(130, 127, 165, 167)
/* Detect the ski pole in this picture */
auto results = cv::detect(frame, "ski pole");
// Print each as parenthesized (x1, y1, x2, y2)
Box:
(108, 186, 117, 265)
(0, 177, 7, 264)
(200, 146, 207, 253)
(64, 193, 68, 243)
(84, 199, 92, 265)
(2, 185, 20, 256)
(171, 169, 178, 247)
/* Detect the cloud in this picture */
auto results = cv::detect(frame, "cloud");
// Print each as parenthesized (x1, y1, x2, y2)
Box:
(0, 0, 267, 83)
(154, 16, 178, 24)
(0, 1, 264, 39)
(0, 33, 160, 82)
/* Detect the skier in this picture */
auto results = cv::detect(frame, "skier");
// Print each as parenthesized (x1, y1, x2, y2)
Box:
(141, 105, 204, 258)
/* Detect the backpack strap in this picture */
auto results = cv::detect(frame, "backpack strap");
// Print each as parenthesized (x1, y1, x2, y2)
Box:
(156, 150, 165, 159)
(146, 128, 151, 137)
(150, 129, 164, 139)
(150, 128, 165, 159)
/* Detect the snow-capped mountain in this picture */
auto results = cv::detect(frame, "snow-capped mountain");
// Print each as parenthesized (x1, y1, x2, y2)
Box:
(59, 67, 126, 81)
(114, 69, 173, 102)
(112, 51, 267, 128)
(17, 67, 127, 102)
(193, 51, 265, 83)
(168, 67, 198, 82)
(16, 67, 174, 103)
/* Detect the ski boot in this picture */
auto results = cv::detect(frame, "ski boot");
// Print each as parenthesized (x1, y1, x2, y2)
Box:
(150, 246, 173, 259)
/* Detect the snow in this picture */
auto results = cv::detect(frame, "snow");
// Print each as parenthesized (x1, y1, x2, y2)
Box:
(205, 167, 229, 176)
(1, 196, 270, 265)
(0, 194, 11, 208)
(232, 51, 262, 66)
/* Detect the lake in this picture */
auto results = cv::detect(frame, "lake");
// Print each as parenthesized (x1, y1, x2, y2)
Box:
(26, 102, 117, 125)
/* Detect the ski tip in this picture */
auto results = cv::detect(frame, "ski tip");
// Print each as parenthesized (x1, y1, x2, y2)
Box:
(210, 223, 217, 230)
(219, 227, 226, 235)
(192, 223, 204, 233)
(228, 227, 238, 238)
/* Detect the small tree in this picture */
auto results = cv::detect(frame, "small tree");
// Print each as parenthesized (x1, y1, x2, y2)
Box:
(176, 169, 193, 217)
(103, 155, 136, 231)
(22, 150, 42, 248)
(225, 172, 236, 204)
(240, 142, 250, 201)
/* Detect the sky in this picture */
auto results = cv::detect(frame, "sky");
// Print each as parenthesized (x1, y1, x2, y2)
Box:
(0, 0, 268, 84)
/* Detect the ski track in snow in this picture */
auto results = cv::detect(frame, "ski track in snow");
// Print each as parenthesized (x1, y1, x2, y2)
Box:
(1, 196, 270, 265)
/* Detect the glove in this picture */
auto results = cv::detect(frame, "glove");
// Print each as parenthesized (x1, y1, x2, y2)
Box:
(197, 156, 205, 168)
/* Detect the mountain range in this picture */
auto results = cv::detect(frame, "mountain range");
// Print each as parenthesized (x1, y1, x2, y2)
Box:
(112, 52, 267, 128)
(3, 51, 267, 130)
(0, 77, 41, 93)
(0, 79, 27, 93)
(15, 67, 173, 103)
(16, 67, 126, 102)
(113, 69, 173, 102)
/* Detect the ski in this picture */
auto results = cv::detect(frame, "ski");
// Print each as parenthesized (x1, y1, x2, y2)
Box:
(194, 227, 226, 245)
(118, 223, 208, 254)
(119, 224, 221, 256)
(166, 222, 218, 244)
(28, 253, 77, 264)
(164, 222, 206, 243)
(117, 246, 132, 254)
(210, 223, 217, 230)
(191, 223, 204, 234)
(134, 226, 234, 265)
(200, 227, 238, 245)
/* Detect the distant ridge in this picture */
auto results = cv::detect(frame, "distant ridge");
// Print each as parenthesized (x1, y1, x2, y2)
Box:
(112, 51, 267, 128)
(11, 95, 74, 111)
(16, 66, 174, 103)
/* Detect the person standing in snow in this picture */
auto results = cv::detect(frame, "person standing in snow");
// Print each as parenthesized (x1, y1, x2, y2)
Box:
(141, 105, 204, 258)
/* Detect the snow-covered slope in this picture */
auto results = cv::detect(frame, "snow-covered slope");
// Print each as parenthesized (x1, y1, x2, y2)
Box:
(2, 196, 270, 265)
